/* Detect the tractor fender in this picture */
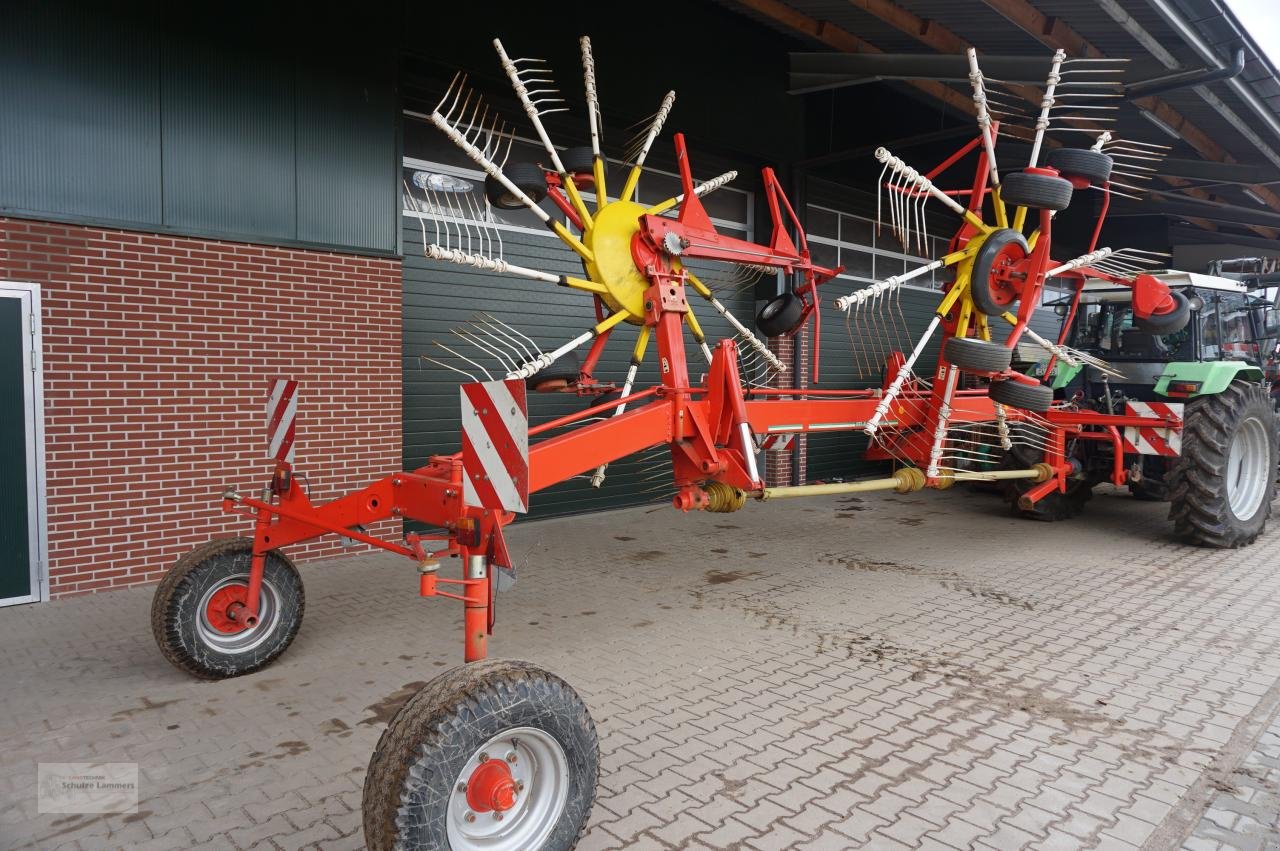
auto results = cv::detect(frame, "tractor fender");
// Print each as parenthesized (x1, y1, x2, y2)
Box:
(1155, 361, 1265, 399)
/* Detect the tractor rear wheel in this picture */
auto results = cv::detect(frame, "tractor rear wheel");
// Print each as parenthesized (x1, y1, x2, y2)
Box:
(363, 660, 598, 851)
(1168, 380, 1279, 547)
(151, 538, 304, 679)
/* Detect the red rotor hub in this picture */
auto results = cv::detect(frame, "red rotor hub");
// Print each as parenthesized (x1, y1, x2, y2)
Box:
(986, 242, 1027, 307)
(204, 583, 250, 634)
(466, 759, 518, 813)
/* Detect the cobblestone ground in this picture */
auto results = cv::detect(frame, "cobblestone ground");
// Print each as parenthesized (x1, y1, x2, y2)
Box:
(2, 486, 1280, 850)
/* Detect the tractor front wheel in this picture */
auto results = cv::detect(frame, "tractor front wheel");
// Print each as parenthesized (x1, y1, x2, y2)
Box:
(363, 660, 599, 851)
(1168, 380, 1279, 547)
(151, 538, 304, 679)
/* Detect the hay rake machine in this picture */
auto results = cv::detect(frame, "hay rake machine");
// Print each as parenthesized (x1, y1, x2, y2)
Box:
(150, 38, 1275, 851)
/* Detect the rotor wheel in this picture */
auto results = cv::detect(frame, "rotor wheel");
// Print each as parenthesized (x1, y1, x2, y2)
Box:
(970, 229, 1030, 317)
(943, 336, 1013, 374)
(1045, 148, 1114, 186)
(1134, 291, 1191, 335)
(988, 376, 1053, 412)
(150, 538, 304, 680)
(485, 162, 548, 210)
(561, 146, 601, 180)
(1000, 170, 1073, 212)
(527, 351, 581, 392)
(756, 292, 805, 337)
(363, 660, 599, 851)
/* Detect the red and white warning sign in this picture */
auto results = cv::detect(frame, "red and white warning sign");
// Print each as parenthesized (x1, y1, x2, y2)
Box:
(266, 378, 299, 465)
(756, 432, 795, 452)
(1121, 401, 1184, 457)
(460, 378, 530, 514)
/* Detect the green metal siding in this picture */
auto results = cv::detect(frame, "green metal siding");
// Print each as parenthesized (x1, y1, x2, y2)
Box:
(0, 1, 397, 255)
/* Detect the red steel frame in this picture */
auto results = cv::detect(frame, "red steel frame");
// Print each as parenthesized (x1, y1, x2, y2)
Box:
(218, 130, 1183, 661)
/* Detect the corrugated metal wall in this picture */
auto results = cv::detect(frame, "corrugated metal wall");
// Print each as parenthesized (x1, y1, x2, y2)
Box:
(0, 1, 397, 255)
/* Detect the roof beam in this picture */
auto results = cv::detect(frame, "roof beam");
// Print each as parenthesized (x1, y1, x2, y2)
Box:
(973, 0, 1279, 238)
(734, 0, 980, 119)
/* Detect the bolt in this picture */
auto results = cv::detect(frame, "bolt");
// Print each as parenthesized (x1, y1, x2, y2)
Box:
(494, 812, 504, 821)
(506, 752, 518, 764)
(457, 782, 467, 793)
(516, 781, 525, 791)
(479, 752, 489, 763)
(465, 812, 476, 823)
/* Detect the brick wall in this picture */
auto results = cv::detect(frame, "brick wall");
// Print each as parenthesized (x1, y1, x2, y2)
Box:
(0, 218, 403, 597)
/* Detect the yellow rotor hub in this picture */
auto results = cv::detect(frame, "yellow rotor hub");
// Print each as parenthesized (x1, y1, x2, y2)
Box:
(582, 200, 680, 325)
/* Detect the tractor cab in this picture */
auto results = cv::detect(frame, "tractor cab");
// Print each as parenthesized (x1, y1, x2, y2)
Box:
(1045, 270, 1279, 409)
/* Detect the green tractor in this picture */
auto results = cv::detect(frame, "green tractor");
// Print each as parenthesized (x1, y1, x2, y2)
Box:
(1007, 268, 1280, 547)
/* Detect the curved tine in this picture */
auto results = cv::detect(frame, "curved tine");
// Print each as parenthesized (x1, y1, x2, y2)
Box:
(427, 187, 450, 251)
(454, 327, 515, 372)
(876, 160, 890, 236)
(403, 178, 430, 253)
(476, 313, 535, 362)
(463, 191, 491, 259)
(435, 342, 493, 381)
(444, 182, 472, 255)
(482, 311, 545, 356)
(469, 321, 523, 364)
(435, 72, 465, 116)
(420, 353, 479, 383)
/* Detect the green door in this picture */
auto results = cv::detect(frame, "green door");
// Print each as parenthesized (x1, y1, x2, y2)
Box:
(0, 293, 34, 602)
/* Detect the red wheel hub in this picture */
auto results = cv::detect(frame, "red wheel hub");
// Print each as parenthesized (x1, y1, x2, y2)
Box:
(986, 242, 1027, 307)
(466, 758, 518, 813)
(204, 583, 250, 634)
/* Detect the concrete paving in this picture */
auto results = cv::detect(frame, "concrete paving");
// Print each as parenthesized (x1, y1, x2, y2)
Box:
(2, 485, 1280, 850)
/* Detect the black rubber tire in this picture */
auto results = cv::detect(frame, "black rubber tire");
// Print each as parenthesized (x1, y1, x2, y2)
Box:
(988, 376, 1053, 412)
(943, 336, 1013, 374)
(1000, 170, 1074, 212)
(150, 538, 304, 680)
(1134, 291, 1191, 335)
(970, 229, 1030, 317)
(1168, 380, 1279, 547)
(1002, 425, 1093, 521)
(1045, 148, 1113, 186)
(527, 350, 581, 392)
(363, 659, 599, 851)
(561, 146, 600, 178)
(756, 292, 806, 337)
(485, 162, 548, 210)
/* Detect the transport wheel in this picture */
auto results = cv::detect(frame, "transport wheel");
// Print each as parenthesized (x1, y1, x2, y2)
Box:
(970, 228, 1029, 317)
(486, 162, 548, 210)
(943, 336, 1012, 374)
(151, 538, 304, 680)
(1134, 291, 1191, 335)
(1002, 427, 1092, 520)
(988, 376, 1053, 412)
(999, 170, 1073, 212)
(1168, 380, 1279, 547)
(1045, 148, 1113, 186)
(756, 292, 805, 337)
(561, 146, 599, 179)
(363, 660, 598, 851)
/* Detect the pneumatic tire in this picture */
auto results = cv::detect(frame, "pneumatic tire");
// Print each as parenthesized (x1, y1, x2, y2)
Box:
(527, 351, 581, 392)
(1134, 291, 1191, 335)
(756, 292, 806, 337)
(363, 660, 599, 851)
(1168, 380, 1279, 547)
(943, 336, 1012, 374)
(1045, 148, 1113, 186)
(1000, 170, 1074, 212)
(988, 376, 1053, 412)
(1001, 431, 1093, 521)
(150, 538, 304, 680)
(486, 162, 548, 210)
(561, 146, 600, 179)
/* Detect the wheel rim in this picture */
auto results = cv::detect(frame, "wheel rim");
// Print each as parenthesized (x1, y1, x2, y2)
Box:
(196, 574, 282, 654)
(446, 726, 569, 851)
(1227, 415, 1271, 520)
(986, 242, 1025, 307)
